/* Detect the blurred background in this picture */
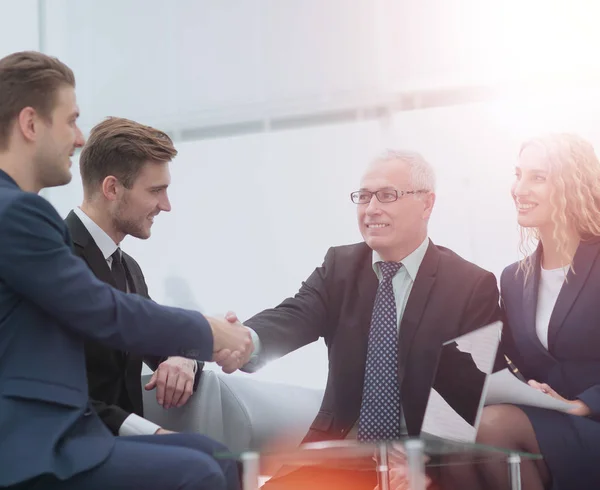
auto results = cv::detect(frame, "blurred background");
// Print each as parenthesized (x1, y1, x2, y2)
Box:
(3, 0, 600, 389)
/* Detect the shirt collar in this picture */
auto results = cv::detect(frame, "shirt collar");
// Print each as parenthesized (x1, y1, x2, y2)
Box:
(372, 237, 430, 282)
(73, 206, 119, 261)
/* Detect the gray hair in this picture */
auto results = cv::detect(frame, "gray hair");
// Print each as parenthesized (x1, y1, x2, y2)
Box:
(372, 149, 436, 192)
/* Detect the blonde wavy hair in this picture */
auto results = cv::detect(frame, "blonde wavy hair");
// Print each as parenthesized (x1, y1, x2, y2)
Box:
(518, 133, 600, 281)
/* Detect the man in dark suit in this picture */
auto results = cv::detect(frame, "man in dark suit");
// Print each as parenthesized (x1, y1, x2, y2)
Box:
(0, 51, 250, 490)
(66, 117, 201, 437)
(217, 150, 501, 489)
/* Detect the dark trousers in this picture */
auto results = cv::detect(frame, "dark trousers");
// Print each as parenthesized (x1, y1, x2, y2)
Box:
(8, 433, 239, 490)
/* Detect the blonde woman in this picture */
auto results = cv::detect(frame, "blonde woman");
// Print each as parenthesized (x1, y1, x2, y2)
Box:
(445, 133, 600, 490)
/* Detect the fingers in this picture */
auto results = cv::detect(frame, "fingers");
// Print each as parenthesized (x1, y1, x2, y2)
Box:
(528, 379, 552, 394)
(164, 373, 182, 408)
(388, 472, 410, 490)
(221, 351, 242, 374)
(157, 360, 195, 409)
(155, 367, 169, 407)
(177, 379, 193, 408)
(387, 472, 432, 490)
(528, 379, 546, 393)
(225, 311, 239, 323)
(212, 349, 232, 364)
(144, 371, 157, 391)
(155, 428, 175, 435)
(213, 348, 243, 373)
(388, 443, 407, 464)
(170, 375, 191, 408)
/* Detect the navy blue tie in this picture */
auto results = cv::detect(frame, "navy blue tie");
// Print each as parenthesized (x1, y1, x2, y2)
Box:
(357, 261, 402, 442)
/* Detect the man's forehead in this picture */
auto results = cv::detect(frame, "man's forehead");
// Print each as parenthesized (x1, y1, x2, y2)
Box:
(136, 161, 171, 182)
(360, 159, 410, 186)
(54, 85, 77, 111)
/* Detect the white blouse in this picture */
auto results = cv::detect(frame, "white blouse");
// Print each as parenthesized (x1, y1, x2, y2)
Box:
(535, 265, 569, 349)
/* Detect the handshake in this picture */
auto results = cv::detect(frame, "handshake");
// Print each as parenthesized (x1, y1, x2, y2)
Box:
(207, 311, 254, 373)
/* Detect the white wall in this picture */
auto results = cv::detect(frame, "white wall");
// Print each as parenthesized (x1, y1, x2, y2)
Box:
(0, 0, 39, 58)
(42, 0, 385, 134)
(37, 0, 600, 135)
(6, 0, 600, 389)
(44, 86, 600, 389)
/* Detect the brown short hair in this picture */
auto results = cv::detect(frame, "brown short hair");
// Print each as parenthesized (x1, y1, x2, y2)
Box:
(79, 117, 177, 193)
(0, 51, 75, 150)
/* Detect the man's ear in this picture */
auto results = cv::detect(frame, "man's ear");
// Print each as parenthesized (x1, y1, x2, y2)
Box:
(17, 107, 41, 143)
(422, 192, 436, 220)
(102, 176, 121, 201)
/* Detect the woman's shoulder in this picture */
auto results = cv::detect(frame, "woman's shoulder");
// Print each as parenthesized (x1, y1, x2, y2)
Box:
(501, 261, 520, 279)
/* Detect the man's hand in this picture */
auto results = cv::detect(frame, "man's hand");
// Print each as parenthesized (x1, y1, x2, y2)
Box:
(208, 311, 253, 373)
(212, 311, 254, 373)
(528, 380, 591, 416)
(154, 428, 176, 435)
(373, 444, 432, 490)
(145, 356, 197, 409)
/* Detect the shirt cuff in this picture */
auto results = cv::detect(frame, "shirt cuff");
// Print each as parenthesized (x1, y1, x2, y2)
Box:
(247, 326, 261, 359)
(241, 326, 262, 371)
(118, 413, 161, 436)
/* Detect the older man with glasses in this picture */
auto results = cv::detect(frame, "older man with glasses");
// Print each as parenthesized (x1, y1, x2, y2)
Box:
(218, 150, 502, 490)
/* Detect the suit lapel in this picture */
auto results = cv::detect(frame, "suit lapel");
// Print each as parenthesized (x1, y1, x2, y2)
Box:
(65, 211, 117, 289)
(122, 255, 140, 295)
(547, 237, 600, 350)
(66, 211, 128, 364)
(357, 255, 379, 331)
(357, 242, 439, 382)
(397, 241, 438, 381)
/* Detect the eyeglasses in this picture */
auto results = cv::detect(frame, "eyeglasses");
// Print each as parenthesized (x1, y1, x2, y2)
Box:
(350, 189, 428, 204)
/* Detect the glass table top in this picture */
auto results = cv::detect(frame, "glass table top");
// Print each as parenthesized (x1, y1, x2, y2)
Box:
(215, 434, 542, 472)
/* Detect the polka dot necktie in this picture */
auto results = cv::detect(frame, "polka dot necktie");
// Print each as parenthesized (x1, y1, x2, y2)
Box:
(357, 261, 402, 442)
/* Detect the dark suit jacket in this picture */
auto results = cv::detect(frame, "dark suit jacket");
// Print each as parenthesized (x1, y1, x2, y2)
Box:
(0, 170, 213, 487)
(244, 240, 500, 440)
(65, 211, 202, 435)
(500, 238, 600, 418)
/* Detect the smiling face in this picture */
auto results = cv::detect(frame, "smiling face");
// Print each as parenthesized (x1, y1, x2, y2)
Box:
(33, 85, 85, 188)
(512, 144, 555, 234)
(112, 161, 172, 240)
(357, 159, 435, 261)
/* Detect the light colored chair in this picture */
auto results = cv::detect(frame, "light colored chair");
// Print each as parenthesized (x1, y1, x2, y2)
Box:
(142, 370, 324, 454)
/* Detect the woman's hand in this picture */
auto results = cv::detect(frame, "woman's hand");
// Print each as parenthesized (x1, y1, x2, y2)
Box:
(528, 380, 591, 416)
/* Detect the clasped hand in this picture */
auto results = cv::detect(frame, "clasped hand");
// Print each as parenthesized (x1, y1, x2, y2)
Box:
(208, 311, 254, 373)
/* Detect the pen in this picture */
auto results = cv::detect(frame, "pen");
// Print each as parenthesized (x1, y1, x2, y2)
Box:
(505, 355, 528, 383)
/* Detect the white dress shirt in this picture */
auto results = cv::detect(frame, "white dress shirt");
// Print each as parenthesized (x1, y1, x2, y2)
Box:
(371, 237, 430, 330)
(73, 207, 161, 436)
(535, 264, 568, 350)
